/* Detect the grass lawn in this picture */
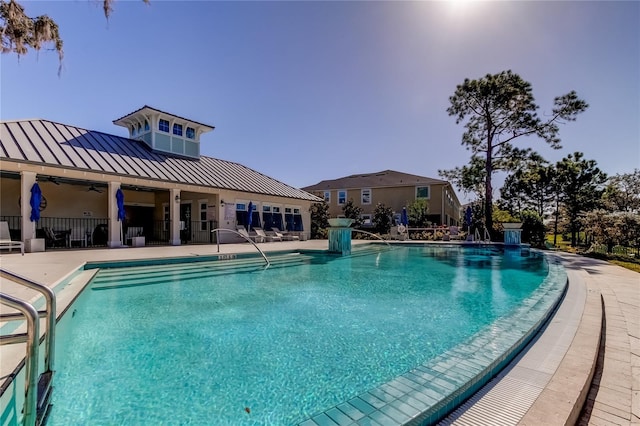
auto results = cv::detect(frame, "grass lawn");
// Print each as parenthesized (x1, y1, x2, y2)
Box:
(546, 234, 640, 273)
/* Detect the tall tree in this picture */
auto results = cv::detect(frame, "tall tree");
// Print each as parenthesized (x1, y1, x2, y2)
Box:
(500, 153, 556, 218)
(603, 169, 640, 213)
(555, 152, 607, 247)
(442, 70, 588, 236)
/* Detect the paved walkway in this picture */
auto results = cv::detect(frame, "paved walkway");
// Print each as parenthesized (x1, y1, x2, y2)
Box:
(0, 243, 638, 425)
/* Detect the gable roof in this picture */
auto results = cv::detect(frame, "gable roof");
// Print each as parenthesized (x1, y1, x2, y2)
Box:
(0, 119, 320, 201)
(302, 170, 448, 191)
(113, 105, 215, 131)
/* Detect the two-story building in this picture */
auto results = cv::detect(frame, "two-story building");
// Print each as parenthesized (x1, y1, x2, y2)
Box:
(0, 106, 321, 250)
(303, 170, 462, 227)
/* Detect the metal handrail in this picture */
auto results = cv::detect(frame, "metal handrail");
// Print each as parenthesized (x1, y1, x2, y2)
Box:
(0, 269, 56, 372)
(211, 228, 270, 268)
(0, 292, 40, 426)
(350, 229, 392, 248)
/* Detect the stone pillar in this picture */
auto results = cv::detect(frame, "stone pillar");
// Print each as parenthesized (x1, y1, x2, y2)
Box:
(107, 182, 123, 248)
(20, 171, 37, 242)
(170, 189, 181, 246)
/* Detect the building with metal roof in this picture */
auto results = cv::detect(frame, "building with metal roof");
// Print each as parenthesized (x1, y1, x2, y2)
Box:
(0, 108, 321, 250)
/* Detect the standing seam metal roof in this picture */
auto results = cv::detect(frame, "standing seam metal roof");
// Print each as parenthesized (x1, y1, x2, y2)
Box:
(0, 119, 320, 202)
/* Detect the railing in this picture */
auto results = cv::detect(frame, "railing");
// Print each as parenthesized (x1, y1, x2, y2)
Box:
(212, 228, 270, 268)
(474, 227, 491, 242)
(0, 216, 220, 248)
(0, 268, 56, 426)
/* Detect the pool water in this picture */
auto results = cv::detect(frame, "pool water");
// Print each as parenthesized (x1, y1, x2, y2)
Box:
(48, 246, 558, 425)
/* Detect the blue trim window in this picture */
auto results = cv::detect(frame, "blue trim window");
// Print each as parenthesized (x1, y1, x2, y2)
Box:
(338, 190, 346, 205)
(159, 119, 170, 132)
(324, 191, 331, 203)
(173, 124, 183, 136)
(186, 127, 195, 139)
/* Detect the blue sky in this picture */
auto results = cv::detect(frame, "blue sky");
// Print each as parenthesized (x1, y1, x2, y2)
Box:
(2, 1, 638, 203)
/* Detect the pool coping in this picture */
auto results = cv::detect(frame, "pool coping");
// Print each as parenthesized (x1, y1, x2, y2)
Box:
(1, 241, 637, 425)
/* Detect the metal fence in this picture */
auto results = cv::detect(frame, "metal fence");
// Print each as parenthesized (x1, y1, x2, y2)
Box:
(0, 216, 218, 249)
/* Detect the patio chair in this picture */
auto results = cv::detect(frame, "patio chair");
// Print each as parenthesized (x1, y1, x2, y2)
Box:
(253, 228, 272, 243)
(448, 226, 462, 240)
(236, 226, 261, 243)
(43, 227, 67, 248)
(0, 221, 24, 255)
(271, 227, 299, 241)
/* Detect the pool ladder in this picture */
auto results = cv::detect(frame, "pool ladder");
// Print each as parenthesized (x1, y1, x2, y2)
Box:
(0, 268, 56, 426)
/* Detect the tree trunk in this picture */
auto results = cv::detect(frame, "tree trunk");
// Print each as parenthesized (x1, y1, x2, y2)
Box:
(485, 155, 493, 239)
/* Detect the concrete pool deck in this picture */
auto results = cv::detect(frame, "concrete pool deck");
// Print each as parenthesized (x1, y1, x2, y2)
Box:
(0, 241, 638, 425)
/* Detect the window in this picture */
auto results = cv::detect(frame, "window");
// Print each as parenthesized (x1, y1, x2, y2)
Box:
(361, 214, 372, 226)
(186, 127, 195, 139)
(416, 186, 430, 199)
(324, 191, 331, 203)
(144, 120, 150, 131)
(338, 190, 347, 205)
(361, 188, 371, 205)
(173, 123, 183, 136)
(159, 119, 170, 132)
(200, 201, 207, 231)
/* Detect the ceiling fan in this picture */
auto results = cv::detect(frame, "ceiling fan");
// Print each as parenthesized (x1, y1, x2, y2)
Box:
(88, 184, 103, 193)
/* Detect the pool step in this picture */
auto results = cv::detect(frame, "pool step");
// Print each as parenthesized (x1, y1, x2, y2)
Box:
(90, 253, 313, 290)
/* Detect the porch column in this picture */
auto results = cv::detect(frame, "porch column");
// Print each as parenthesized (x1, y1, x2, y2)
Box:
(20, 171, 37, 241)
(107, 182, 123, 248)
(170, 189, 181, 246)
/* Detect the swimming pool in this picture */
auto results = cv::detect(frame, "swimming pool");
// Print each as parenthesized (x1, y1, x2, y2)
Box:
(46, 245, 565, 425)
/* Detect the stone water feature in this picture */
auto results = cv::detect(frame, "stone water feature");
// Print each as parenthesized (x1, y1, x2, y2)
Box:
(503, 222, 523, 246)
(327, 218, 354, 256)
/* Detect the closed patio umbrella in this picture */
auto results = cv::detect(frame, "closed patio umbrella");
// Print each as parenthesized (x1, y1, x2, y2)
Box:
(116, 188, 126, 221)
(30, 182, 42, 222)
(116, 188, 125, 245)
(246, 201, 253, 231)
(401, 207, 408, 227)
(465, 206, 472, 228)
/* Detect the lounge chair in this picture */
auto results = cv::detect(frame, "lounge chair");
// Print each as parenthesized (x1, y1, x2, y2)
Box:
(0, 221, 24, 255)
(236, 226, 262, 243)
(253, 228, 273, 242)
(271, 227, 299, 241)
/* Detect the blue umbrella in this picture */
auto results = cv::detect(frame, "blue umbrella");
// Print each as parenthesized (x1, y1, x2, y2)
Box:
(116, 188, 126, 221)
(465, 206, 472, 227)
(246, 201, 253, 231)
(29, 182, 42, 222)
(401, 207, 408, 227)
